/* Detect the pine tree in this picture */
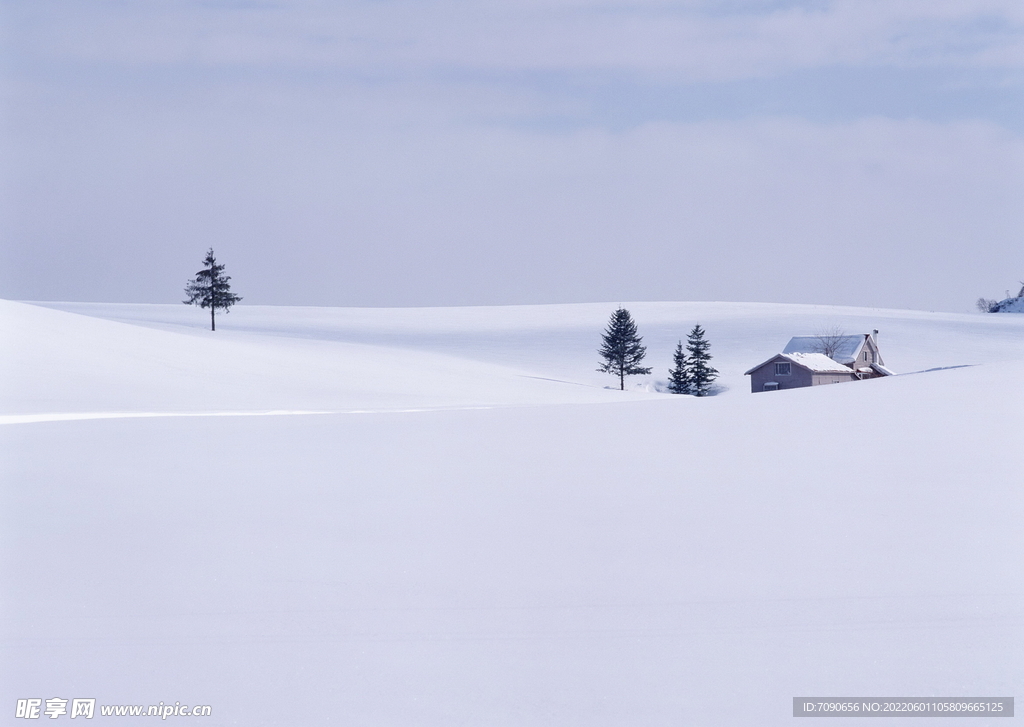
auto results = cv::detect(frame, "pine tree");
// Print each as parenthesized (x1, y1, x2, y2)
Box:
(183, 249, 242, 331)
(683, 323, 718, 397)
(597, 307, 652, 390)
(667, 340, 691, 394)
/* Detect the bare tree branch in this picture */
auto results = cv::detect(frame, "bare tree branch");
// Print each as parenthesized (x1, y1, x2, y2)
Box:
(811, 324, 847, 359)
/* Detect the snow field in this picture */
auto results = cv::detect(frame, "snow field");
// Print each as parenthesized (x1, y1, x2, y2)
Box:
(1, 299, 1022, 725)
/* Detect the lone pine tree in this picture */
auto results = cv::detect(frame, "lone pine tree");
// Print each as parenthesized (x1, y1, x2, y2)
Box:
(183, 249, 242, 331)
(597, 307, 652, 390)
(667, 340, 690, 394)
(683, 323, 718, 397)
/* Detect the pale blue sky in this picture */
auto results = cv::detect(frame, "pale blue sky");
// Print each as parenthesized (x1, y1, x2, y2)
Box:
(2, 0, 1022, 310)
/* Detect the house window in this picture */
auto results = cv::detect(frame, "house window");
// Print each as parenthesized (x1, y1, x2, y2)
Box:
(774, 362, 791, 376)
(763, 382, 779, 391)
(863, 351, 870, 361)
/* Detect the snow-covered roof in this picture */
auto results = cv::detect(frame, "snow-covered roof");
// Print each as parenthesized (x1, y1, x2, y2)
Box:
(744, 352, 853, 375)
(782, 334, 867, 364)
(871, 363, 897, 376)
(779, 352, 854, 373)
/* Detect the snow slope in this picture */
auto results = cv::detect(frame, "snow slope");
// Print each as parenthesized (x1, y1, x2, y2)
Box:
(992, 296, 1024, 313)
(1, 301, 662, 421)
(17, 299, 1024, 411)
(2, 300, 1022, 726)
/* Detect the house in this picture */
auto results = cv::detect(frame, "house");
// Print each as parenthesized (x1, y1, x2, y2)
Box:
(744, 331, 895, 393)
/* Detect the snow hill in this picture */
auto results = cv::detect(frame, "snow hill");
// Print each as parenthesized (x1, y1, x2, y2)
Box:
(992, 296, 1024, 313)
(2, 299, 1022, 726)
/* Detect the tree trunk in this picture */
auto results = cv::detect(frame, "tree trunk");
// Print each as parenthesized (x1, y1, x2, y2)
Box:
(211, 307, 215, 331)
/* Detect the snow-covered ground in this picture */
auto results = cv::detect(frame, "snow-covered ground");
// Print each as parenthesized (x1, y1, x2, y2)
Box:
(2, 299, 1022, 725)
(992, 297, 1024, 313)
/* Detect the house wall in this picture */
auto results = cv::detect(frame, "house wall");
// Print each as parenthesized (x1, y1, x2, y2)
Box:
(852, 338, 877, 366)
(749, 357, 814, 392)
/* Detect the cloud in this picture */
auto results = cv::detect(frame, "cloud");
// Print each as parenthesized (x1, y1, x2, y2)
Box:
(4, 76, 1022, 310)
(8, 0, 1023, 81)
(2, 1, 1022, 310)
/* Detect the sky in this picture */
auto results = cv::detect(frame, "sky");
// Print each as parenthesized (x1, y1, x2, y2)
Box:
(1, 0, 1022, 311)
